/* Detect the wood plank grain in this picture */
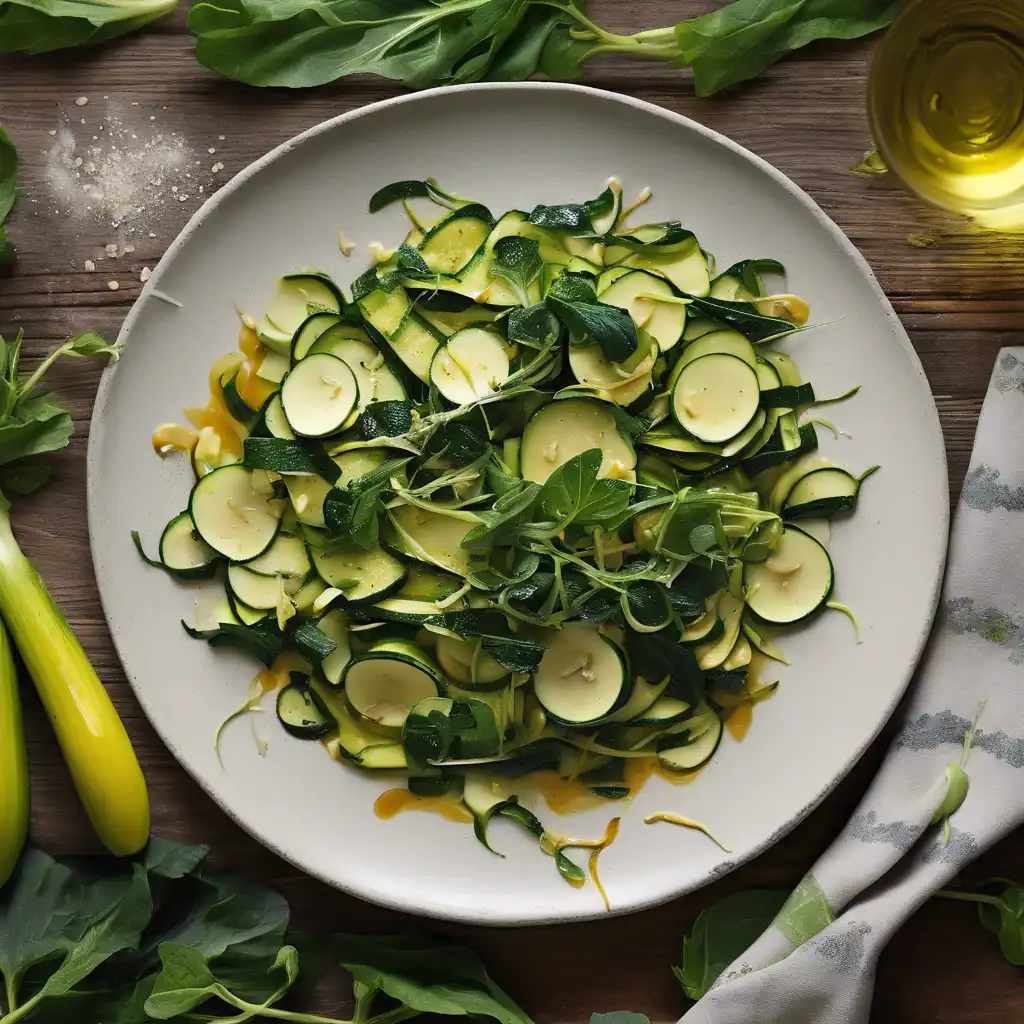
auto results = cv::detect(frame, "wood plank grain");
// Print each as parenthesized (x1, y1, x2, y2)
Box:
(1, 4, 1022, 1022)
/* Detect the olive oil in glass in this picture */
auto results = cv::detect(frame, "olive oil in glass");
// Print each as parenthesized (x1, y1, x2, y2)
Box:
(868, 0, 1024, 229)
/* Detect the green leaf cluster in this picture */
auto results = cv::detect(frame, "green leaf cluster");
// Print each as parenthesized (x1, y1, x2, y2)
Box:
(0, 0, 178, 54)
(0, 127, 19, 269)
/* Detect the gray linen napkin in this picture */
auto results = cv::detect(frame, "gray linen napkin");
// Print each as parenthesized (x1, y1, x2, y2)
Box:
(681, 348, 1024, 1024)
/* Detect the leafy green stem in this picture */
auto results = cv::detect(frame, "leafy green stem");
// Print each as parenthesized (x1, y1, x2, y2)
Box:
(2, 991, 43, 1024)
(936, 889, 1006, 909)
(214, 985, 354, 1024)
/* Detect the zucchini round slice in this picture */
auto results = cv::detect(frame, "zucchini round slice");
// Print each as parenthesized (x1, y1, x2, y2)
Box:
(631, 695, 691, 727)
(263, 393, 296, 440)
(315, 336, 407, 409)
(597, 269, 686, 353)
(429, 327, 510, 405)
(521, 398, 636, 484)
(533, 622, 630, 726)
(388, 505, 477, 578)
(567, 334, 656, 407)
(227, 565, 303, 610)
(276, 678, 336, 740)
(317, 609, 351, 685)
(657, 713, 724, 771)
(244, 533, 311, 578)
(342, 641, 443, 730)
(291, 311, 342, 361)
(743, 525, 834, 624)
(189, 464, 282, 562)
(435, 635, 509, 690)
(674, 329, 757, 376)
(783, 467, 860, 519)
(312, 543, 407, 604)
(281, 353, 359, 438)
(265, 272, 343, 336)
(159, 512, 218, 577)
(671, 352, 760, 444)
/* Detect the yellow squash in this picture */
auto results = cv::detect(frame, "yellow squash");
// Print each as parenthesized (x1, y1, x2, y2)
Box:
(0, 512, 149, 856)
(0, 618, 28, 886)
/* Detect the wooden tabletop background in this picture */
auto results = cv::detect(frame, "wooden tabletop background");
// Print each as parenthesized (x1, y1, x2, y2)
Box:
(1, 2, 1022, 1020)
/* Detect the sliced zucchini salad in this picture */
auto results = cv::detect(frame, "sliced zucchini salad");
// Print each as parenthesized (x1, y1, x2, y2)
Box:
(137, 177, 876, 889)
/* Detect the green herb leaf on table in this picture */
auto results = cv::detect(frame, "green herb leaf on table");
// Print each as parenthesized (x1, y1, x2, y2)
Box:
(591, 1013, 651, 1024)
(535, 448, 631, 531)
(674, 888, 789, 1000)
(0, 126, 19, 269)
(940, 878, 1024, 966)
(0, 0, 179, 55)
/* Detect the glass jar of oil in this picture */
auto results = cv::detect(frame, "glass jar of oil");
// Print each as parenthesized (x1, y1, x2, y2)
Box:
(868, 0, 1024, 229)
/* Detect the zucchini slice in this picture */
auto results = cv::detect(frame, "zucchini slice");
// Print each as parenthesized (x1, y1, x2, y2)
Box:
(359, 286, 411, 340)
(657, 713, 724, 771)
(743, 525, 834, 624)
(291, 311, 342, 361)
(429, 327, 510, 405)
(671, 352, 760, 444)
(520, 398, 636, 484)
(387, 311, 442, 383)
(621, 242, 710, 298)
(597, 269, 686, 353)
(265, 272, 343, 337)
(159, 512, 218, 577)
(281, 353, 359, 438)
(227, 564, 303, 610)
(603, 674, 669, 724)
(189, 464, 282, 562)
(435, 635, 509, 690)
(696, 593, 743, 670)
(318, 609, 351, 685)
(312, 335, 406, 409)
(263, 393, 296, 440)
(783, 467, 861, 519)
(244, 533, 311, 578)
(533, 622, 630, 726)
(567, 333, 657, 407)
(276, 678, 336, 739)
(418, 209, 492, 275)
(342, 641, 444, 730)
(631, 695, 691, 727)
(388, 504, 478, 578)
(672, 329, 758, 381)
(312, 543, 407, 604)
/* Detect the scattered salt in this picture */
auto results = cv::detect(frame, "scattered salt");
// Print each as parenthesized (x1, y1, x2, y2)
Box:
(104, 242, 118, 257)
(107, 280, 119, 291)
(123, 243, 135, 254)
(218, 135, 225, 141)
(75, 96, 88, 107)
(211, 162, 224, 173)
(208, 147, 216, 154)
(140, 267, 152, 282)
(84, 259, 96, 272)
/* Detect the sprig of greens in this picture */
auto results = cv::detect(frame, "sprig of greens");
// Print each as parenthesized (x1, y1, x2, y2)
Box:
(0, 0, 177, 53)
(0, 128, 18, 270)
(187, 0, 902, 96)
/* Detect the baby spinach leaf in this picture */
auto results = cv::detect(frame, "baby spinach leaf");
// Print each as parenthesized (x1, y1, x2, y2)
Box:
(0, 0, 178, 54)
(674, 888, 789, 1000)
(143, 943, 220, 1018)
(674, 0, 903, 98)
(335, 932, 531, 1024)
(0, 126, 19, 268)
(536, 448, 631, 530)
(941, 879, 1024, 967)
(428, 609, 543, 672)
(490, 235, 543, 306)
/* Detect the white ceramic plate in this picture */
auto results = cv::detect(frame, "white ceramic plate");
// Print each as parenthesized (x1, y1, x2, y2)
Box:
(88, 84, 948, 925)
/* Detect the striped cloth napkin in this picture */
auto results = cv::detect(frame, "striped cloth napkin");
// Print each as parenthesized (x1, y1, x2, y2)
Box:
(681, 348, 1024, 1024)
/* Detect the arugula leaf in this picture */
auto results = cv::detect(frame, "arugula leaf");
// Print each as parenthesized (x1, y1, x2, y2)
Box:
(0, 0, 178, 54)
(428, 609, 544, 672)
(336, 932, 532, 1024)
(674, 0, 903, 97)
(674, 889, 788, 1000)
(535, 448, 630, 531)
(0, 127, 19, 269)
(490, 235, 542, 306)
(182, 619, 285, 666)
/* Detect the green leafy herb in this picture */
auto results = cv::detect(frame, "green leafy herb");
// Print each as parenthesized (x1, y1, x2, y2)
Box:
(687, 293, 804, 343)
(0, 127, 19, 269)
(627, 630, 704, 705)
(527, 186, 615, 233)
(490, 235, 543, 306)
(0, 0, 178, 54)
(461, 480, 541, 550)
(546, 292, 639, 364)
(360, 399, 414, 439)
(323, 457, 410, 550)
(244, 435, 342, 481)
(182, 619, 286, 666)
(402, 698, 501, 768)
(535, 448, 631, 532)
(187, 0, 899, 97)
(674, 888, 789, 1000)
(939, 879, 1024, 966)
(428, 609, 544, 672)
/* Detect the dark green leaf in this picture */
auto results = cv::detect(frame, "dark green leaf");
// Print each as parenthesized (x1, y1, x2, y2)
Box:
(527, 186, 615, 234)
(335, 932, 532, 1024)
(687, 293, 804, 342)
(140, 839, 209, 880)
(474, 796, 545, 853)
(322, 456, 410, 550)
(369, 179, 431, 212)
(0, 458, 51, 496)
(402, 697, 501, 768)
(461, 480, 541, 551)
(675, 0, 903, 98)
(706, 666, 748, 693)
(424, 421, 490, 469)
(0, 127, 19, 269)
(360, 400, 413, 439)
(627, 631, 705, 706)
(973, 880, 1024, 966)
(428, 609, 543, 672)
(0, 0, 176, 54)
(243, 435, 341, 482)
(182, 619, 285, 667)
(676, 889, 788, 999)
(144, 943, 219, 1018)
(507, 304, 560, 346)
(536, 448, 631, 530)
(547, 293, 639, 364)
(592, 1013, 651, 1024)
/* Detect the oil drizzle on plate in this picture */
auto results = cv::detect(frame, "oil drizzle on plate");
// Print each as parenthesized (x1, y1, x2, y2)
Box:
(374, 788, 474, 824)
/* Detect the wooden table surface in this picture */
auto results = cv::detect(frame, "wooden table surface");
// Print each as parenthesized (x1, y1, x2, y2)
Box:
(1, 3, 1022, 1020)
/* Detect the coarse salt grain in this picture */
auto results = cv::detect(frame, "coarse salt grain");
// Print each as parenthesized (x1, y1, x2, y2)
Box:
(84, 259, 96, 272)
(107, 280, 119, 290)
(140, 267, 152, 282)
(75, 96, 88, 107)
(104, 242, 118, 257)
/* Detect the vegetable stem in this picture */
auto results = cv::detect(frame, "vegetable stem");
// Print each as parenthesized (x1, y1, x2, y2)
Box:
(936, 889, 1005, 909)
(0, 505, 150, 856)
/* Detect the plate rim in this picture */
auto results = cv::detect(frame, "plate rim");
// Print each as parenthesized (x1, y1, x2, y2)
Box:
(87, 81, 949, 926)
